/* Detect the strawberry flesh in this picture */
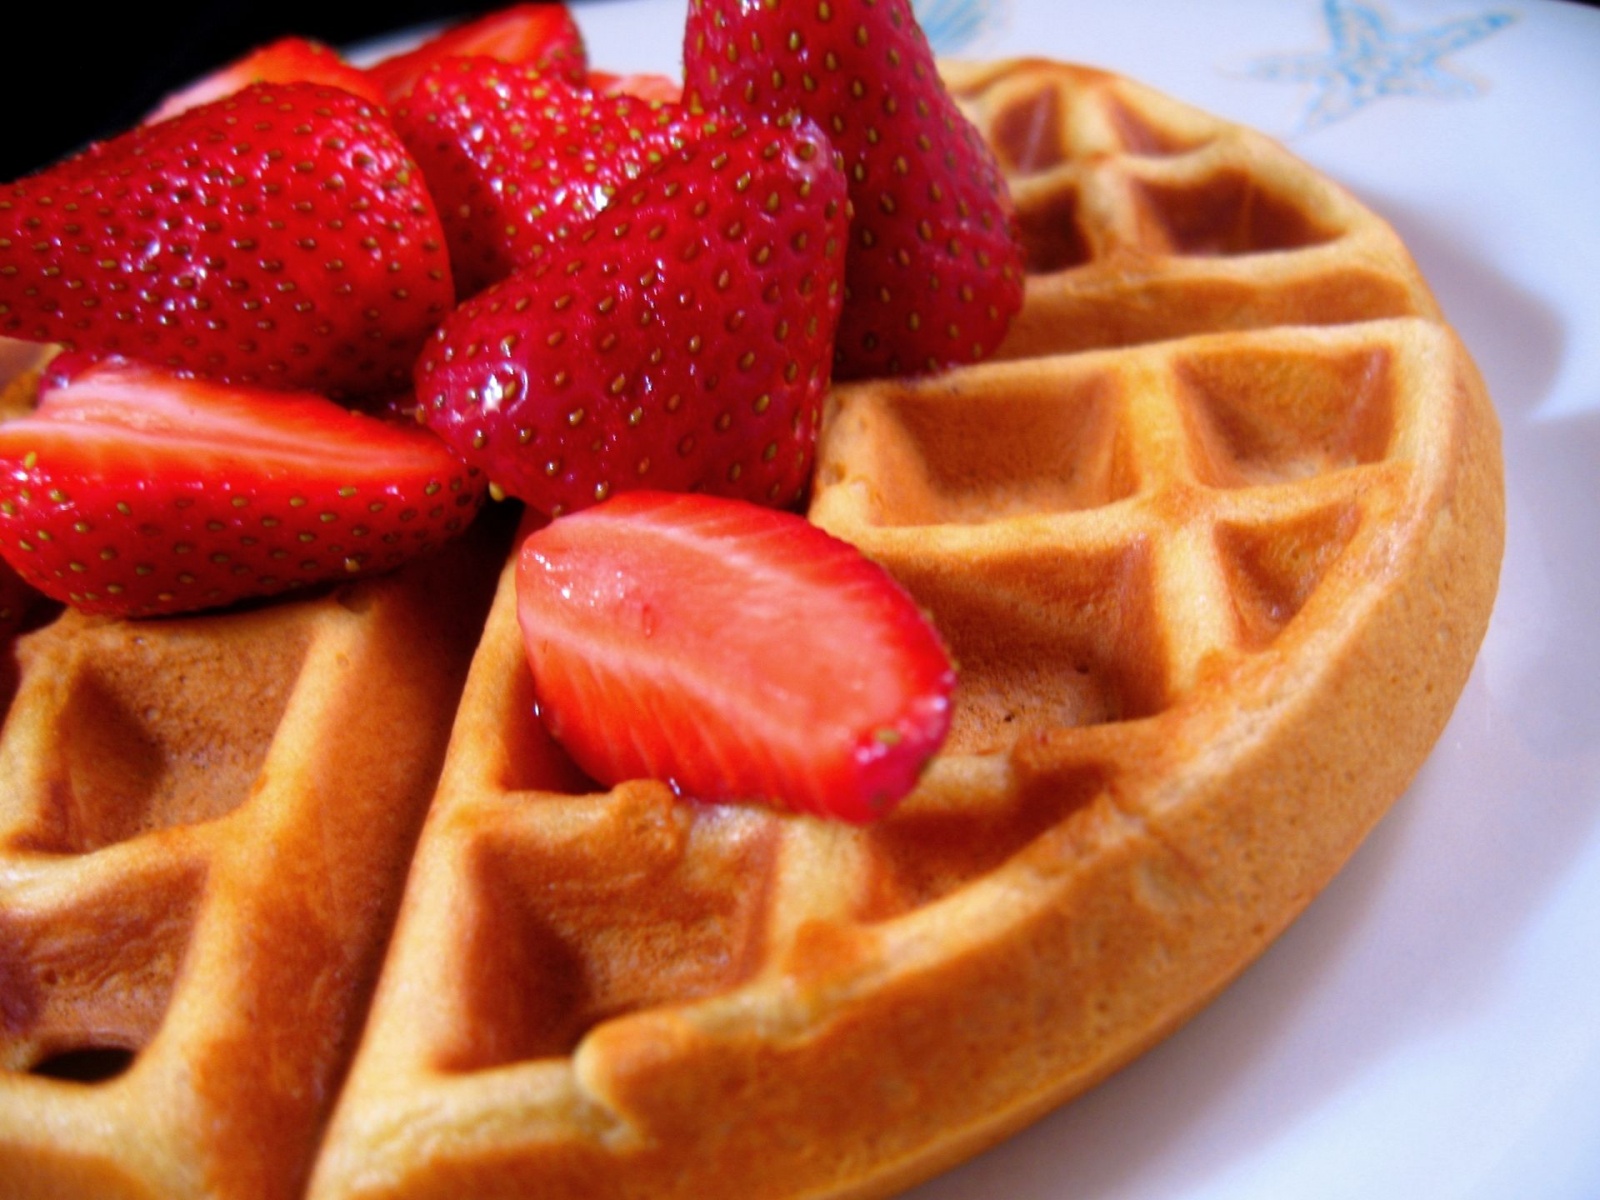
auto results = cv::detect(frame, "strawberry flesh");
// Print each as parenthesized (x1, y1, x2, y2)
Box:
(516, 492, 955, 822)
(589, 71, 685, 104)
(0, 356, 484, 617)
(683, 0, 1025, 380)
(0, 83, 454, 399)
(414, 113, 849, 517)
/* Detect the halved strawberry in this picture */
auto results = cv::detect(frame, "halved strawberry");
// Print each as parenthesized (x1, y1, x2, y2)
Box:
(413, 113, 849, 517)
(683, 0, 1025, 380)
(589, 70, 684, 104)
(393, 57, 714, 297)
(146, 36, 387, 123)
(516, 492, 955, 822)
(0, 82, 454, 399)
(0, 357, 484, 617)
(368, 2, 587, 102)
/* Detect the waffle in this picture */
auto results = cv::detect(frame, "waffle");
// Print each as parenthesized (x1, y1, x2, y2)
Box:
(0, 58, 1503, 1200)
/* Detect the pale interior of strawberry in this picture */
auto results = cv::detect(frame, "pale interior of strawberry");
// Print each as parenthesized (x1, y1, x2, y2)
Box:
(29, 365, 451, 479)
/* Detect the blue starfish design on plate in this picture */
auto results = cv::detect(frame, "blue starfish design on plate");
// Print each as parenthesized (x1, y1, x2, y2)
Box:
(1247, 0, 1516, 131)
(912, 0, 1008, 55)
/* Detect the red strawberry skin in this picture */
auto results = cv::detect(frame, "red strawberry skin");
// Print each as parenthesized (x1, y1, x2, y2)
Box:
(147, 36, 387, 123)
(683, 0, 1024, 381)
(516, 491, 955, 822)
(0, 356, 484, 617)
(393, 58, 712, 298)
(0, 83, 455, 399)
(368, 2, 588, 103)
(413, 115, 849, 517)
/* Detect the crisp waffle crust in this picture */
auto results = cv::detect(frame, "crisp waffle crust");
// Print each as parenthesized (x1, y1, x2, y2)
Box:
(0, 60, 1502, 1200)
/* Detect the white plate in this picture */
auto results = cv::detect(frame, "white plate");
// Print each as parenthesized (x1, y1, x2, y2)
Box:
(563, 1, 1600, 1198)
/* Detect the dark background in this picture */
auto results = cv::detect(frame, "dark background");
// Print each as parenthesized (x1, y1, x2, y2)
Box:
(1, 0, 584, 183)
(3, 0, 1595, 184)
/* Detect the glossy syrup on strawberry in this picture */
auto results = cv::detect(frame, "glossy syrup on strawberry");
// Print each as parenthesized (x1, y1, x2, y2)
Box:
(414, 113, 850, 517)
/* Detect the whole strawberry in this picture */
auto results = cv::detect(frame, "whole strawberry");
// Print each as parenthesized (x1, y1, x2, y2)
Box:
(413, 114, 849, 517)
(393, 57, 714, 298)
(683, 0, 1024, 380)
(0, 83, 454, 399)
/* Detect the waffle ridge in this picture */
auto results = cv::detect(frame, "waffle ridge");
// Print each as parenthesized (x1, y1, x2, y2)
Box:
(0, 528, 505, 1199)
(0, 59, 1502, 1200)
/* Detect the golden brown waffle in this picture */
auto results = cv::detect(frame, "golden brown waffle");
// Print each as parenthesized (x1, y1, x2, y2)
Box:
(0, 526, 505, 1199)
(0, 59, 1502, 1200)
(952, 59, 1443, 354)
(307, 60, 1502, 1200)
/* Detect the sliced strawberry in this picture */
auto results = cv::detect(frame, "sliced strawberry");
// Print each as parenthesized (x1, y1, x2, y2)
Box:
(147, 36, 387, 123)
(0, 357, 484, 617)
(589, 70, 684, 105)
(0, 83, 454, 399)
(368, 2, 587, 102)
(683, 0, 1025, 380)
(393, 57, 714, 297)
(516, 492, 955, 822)
(414, 114, 849, 517)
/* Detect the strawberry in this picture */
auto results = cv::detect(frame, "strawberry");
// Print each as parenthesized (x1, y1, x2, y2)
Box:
(516, 491, 955, 822)
(367, 2, 587, 102)
(413, 114, 849, 517)
(0, 83, 454, 399)
(0, 356, 484, 617)
(393, 57, 714, 298)
(589, 71, 685, 105)
(146, 36, 387, 123)
(682, 0, 1025, 380)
